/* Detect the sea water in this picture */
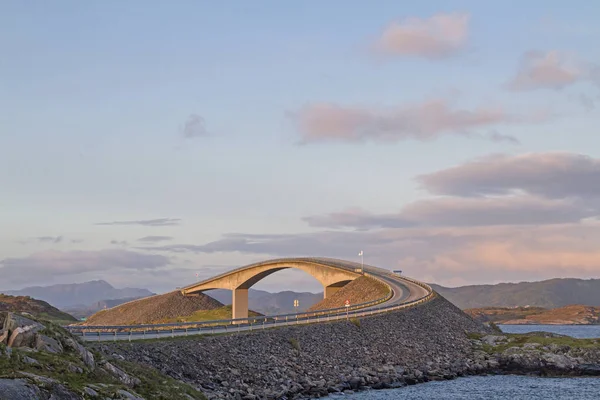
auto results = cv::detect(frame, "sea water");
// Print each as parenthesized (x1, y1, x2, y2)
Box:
(335, 375, 600, 399)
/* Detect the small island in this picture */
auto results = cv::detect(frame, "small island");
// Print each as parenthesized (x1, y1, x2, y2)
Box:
(466, 305, 600, 325)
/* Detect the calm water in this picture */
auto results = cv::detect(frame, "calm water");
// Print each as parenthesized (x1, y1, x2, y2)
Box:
(336, 376, 600, 399)
(500, 324, 600, 338)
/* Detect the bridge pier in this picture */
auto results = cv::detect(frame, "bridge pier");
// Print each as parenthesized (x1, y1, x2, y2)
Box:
(324, 280, 351, 299)
(232, 288, 249, 322)
(324, 285, 342, 298)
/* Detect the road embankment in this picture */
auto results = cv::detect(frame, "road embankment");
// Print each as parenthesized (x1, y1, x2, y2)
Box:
(95, 295, 492, 399)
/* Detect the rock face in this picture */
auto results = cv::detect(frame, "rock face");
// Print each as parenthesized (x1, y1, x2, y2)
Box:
(0, 379, 44, 400)
(35, 334, 63, 354)
(3, 313, 45, 349)
(99, 296, 493, 399)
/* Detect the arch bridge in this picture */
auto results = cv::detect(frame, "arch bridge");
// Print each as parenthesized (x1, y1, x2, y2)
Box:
(180, 257, 367, 319)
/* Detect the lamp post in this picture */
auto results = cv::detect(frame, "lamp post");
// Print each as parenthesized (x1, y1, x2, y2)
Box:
(358, 250, 364, 274)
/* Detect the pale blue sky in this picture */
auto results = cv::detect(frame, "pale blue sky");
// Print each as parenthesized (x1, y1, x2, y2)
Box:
(1, 1, 600, 293)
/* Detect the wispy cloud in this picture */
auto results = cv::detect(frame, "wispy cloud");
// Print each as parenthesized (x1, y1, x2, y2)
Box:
(507, 50, 595, 91)
(137, 236, 173, 243)
(291, 99, 537, 144)
(110, 240, 129, 246)
(181, 114, 208, 139)
(36, 236, 63, 243)
(96, 218, 181, 227)
(373, 13, 470, 59)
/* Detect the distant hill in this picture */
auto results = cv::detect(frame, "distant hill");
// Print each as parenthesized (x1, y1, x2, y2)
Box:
(0, 293, 77, 324)
(431, 278, 600, 309)
(206, 289, 322, 314)
(2, 280, 154, 309)
(466, 305, 600, 325)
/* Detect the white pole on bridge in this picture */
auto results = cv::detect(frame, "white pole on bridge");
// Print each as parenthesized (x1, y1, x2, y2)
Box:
(358, 250, 364, 274)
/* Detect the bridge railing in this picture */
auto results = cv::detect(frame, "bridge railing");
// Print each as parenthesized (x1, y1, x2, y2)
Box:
(66, 273, 432, 339)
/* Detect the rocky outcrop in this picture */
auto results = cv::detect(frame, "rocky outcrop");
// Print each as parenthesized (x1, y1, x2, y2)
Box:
(63, 337, 95, 370)
(0, 379, 45, 400)
(35, 334, 63, 354)
(100, 361, 141, 387)
(3, 313, 45, 349)
(0, 312, 205, 400)
(98, 296, 493, 399)
(470, 333, 600, 376)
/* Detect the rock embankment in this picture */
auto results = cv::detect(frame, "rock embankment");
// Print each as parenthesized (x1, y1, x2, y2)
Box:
(309, 276, 390, 311)
(98, 295, 493, 399)
(83, 290, 223, 325)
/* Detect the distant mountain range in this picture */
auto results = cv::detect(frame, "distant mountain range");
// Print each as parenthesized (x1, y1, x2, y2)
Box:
(431, 278, 600, 309)
(1, 280, 154, 309)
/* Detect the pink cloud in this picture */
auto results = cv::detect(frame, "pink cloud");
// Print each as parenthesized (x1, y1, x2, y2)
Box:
(508, 50, 588, 90)
(374, 13, 470, 59)
(292, 99, 519, 143)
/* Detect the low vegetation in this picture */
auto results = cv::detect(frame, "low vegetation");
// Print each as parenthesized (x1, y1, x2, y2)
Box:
(0, 312, 205, 399)
(161, 305, 262, 323)
(469, 331, 600, 354)
(466, 305, 600, 325)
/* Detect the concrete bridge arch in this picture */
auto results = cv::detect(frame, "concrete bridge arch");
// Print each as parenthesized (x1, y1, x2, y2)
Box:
(180, 258, 363, 319)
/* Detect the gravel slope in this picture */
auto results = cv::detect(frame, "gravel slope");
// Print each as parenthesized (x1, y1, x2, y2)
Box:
(308, 276, 390, 311)
(83, 291, 223, 325)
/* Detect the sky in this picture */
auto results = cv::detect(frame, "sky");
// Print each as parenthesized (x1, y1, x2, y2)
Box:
(2, 1, 600, 293)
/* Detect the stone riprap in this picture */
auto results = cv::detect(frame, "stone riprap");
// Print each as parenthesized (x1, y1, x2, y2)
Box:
(97, 295, 494, 399)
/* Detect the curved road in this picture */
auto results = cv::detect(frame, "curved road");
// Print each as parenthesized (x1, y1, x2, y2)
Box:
(69, 258, 433, 341)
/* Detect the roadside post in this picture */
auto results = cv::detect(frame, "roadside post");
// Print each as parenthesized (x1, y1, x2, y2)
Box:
(294, 299, 299, 324)
(345, 299, 350, 320)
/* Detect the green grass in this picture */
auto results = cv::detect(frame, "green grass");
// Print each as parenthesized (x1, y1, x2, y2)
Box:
(350, 318, 361, 328)
(289, 338, 301, 352)
(114, 360, 205, 400)
(160, 305, 262, 323)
